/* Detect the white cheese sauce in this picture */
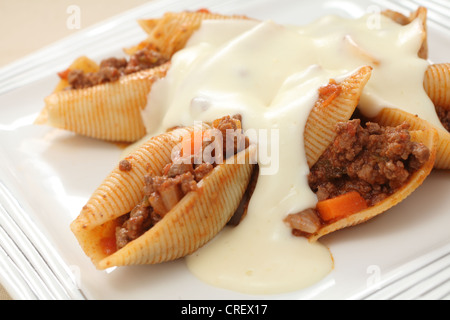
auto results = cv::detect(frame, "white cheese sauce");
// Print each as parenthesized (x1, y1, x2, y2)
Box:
(138, 14, 436, 294)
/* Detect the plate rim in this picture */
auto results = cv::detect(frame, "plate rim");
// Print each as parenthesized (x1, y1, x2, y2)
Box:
(0, 0, 449, 300)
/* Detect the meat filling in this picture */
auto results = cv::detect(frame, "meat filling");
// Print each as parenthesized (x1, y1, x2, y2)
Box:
(115, 115, 249, 250)
(309, 119, 430, 205)
(436, 105, 450, 132)
(286, 119, 431, 236)
(60, 47, 168, 90)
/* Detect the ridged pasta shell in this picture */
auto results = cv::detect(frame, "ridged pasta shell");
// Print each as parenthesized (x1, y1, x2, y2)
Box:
(309, 128, 438, 241)
(71, 124, 255, 269)
(424, 63, 450, 110)
(71, 123, 208, 266)
(36, 63, 169, 142)
(372, 107, 450, 169)
(382, 6, 428, 59)
(37, 11, 249, 142)
(304, 66, 372, 168)
(125, 11, 249, 57)
(99, 146, 255, 269)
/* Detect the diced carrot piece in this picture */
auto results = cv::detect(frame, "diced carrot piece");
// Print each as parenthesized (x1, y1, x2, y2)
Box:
(57, 68, 71, 80)
(99, 237, 117, 255)
(316, 191, 368, 222)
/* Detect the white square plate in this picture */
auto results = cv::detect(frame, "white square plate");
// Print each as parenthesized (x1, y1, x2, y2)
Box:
(0, 0, 449, 300)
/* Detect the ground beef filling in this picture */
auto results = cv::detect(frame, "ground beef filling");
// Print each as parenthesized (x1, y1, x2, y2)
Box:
(309, 119, 430, 205)
(61, 47, 168, 90)
(436, 105, 450, 132)
(115, 163, 212, 250)
(286, 119, 431, 236)
(115, 115, 249, 250)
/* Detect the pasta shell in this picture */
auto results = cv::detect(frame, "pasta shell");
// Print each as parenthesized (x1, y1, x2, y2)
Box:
(424, 63, 450, 110)
(36, 63, 169, 142)
(382, 6, 428, 59)
(372, 107, 450, 169)
(309, 127, 438, 241)
(304, 65, 372, 167)
(71, 124, 207, 266)
(37, 11, 249, 142)
(71, 123, 255, 269)
(125, 11, 249, 57)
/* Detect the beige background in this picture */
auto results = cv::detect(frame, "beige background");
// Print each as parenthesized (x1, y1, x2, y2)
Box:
(0, 0, 152, 67)
(0, 0, 154, 299)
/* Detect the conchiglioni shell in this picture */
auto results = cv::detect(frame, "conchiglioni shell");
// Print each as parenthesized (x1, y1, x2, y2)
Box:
(71, 124, 207, 266)
(424, 63, 450, 110)
(37, 12, 249, 142)
(99, 146, 255, 269)
(372, 107, 450, 169)
(304, 65, 372, 168)
(71, 123, 255, 269)
(36, 63, 169, 142)
(125, 11, 249, 57)
(382, 6, 428, 59)
(309, 128, 438, 242)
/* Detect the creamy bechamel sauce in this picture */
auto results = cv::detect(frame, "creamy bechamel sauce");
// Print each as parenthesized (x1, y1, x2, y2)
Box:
(136, 14, 437, 294)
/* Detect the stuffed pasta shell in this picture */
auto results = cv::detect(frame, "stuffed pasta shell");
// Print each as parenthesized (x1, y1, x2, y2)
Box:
(71, 116, 255, 269)
(35, 10, 249, 142)
(286, 120, 437, 241)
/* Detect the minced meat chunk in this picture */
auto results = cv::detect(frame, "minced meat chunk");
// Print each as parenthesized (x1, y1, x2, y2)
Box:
(123, 49, 165, 75)
(212, 115, 249, 157)
(436, 105, 450, 132)
(115, 199, 159, 250)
